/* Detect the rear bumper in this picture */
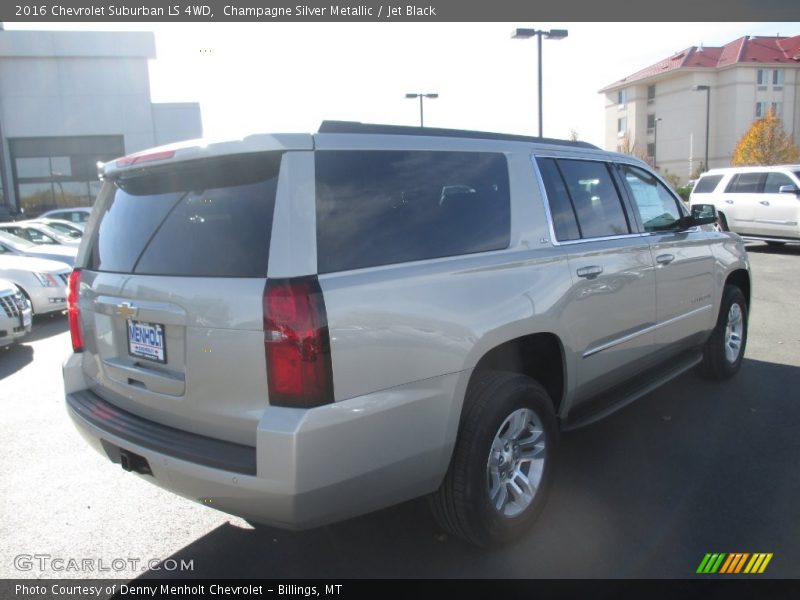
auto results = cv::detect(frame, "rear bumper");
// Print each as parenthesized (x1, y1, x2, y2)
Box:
(64, 353, 467, 529)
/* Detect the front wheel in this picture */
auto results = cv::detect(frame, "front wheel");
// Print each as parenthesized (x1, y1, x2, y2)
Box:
(700, 285, 748, 380)
(429, 371, 558, 547)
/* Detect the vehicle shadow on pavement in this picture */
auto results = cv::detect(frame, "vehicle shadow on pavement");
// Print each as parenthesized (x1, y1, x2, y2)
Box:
(746, 242, 800, 255)
(0, 342, 33, 379)
(133, 358, 800, 579)
(28, 313, 68, 342)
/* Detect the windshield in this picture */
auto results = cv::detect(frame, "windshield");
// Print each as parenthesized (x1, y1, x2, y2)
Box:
(0, 231, 35, 251)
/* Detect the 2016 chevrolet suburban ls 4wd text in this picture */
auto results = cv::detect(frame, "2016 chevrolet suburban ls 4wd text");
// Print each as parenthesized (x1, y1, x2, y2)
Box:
(64, 122, 750, 546)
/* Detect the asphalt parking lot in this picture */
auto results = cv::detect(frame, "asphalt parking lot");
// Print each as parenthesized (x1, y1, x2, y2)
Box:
(1, 242, 799, 580)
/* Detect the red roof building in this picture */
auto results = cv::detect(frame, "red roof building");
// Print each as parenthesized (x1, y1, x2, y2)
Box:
(601, 35, 800, 180)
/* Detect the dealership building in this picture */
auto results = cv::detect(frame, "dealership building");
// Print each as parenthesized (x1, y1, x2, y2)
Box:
(0, 28, 202, 216)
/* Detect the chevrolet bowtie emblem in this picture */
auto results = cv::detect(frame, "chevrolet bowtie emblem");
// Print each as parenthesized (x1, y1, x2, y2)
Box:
(116, 302, 138, 319)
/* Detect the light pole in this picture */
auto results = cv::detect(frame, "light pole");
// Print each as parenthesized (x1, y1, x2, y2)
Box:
(512, 27, 568, 137)
(692, 85, 711, 172)
(405, 93, 438, 127)
(653, 117, 663, 169)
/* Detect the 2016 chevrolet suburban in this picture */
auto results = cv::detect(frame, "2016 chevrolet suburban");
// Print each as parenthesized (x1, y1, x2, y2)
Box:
(64, 122, 750, 546)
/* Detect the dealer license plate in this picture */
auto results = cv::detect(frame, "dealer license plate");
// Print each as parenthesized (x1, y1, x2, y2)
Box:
(127, 320, 166, 364)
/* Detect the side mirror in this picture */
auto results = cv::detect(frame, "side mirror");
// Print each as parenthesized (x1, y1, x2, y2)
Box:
(687, 203, 718, 227)
(778, 184, 800, 195)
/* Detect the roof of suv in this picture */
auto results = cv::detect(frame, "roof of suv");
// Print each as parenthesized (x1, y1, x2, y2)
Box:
(700, 165, 800, 176)
(100, 121, 604, 178)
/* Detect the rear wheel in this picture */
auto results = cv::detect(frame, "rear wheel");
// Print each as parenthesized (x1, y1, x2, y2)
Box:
(429, 371, 558, 547)
(700, 285, 747, 380)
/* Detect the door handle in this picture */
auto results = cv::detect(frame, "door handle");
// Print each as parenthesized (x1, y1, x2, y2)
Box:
(576, 265, 603, 279)
(759, 200, 770, 206)
(656, 253, 675, 265)
(724, 199, 734, 204)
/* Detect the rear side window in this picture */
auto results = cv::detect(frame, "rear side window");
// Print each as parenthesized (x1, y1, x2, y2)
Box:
(725, 172, 765, 193)
(764, 172, 794, 193)
(537, 158, 630, 240)
(315, 150, 510, 273)
(693, 174, 723, 194)
(87, 152, 282, 277)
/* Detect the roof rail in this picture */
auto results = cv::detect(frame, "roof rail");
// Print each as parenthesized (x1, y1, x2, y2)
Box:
(318, 121, 598, 149)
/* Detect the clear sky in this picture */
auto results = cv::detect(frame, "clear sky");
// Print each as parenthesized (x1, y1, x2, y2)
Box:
(8, 21, 799, 146)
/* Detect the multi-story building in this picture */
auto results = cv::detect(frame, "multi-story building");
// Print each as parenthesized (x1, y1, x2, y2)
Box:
(0, 29, 202, 216)
(600, 35, 800, 183)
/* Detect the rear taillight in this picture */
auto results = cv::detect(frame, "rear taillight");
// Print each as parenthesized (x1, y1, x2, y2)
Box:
(263, 277, 334, 408)
(67, 269, 83, 352)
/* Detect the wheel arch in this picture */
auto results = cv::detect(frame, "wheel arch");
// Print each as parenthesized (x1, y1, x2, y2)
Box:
(468, 332, 566, 416)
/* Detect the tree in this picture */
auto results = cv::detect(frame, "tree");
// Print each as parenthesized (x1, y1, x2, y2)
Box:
(731, 108, 800, 166)
(616, 132, 650, 164)
(568, 128, 579, 142)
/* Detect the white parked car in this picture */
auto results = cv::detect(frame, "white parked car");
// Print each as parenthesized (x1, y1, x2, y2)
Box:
(0, 254, 71, 315)
(690, 165, 800, 244)
(28, 218, 84, 238)
(0, 222, 81, 247)
(0, 231, 76, 267)
(39, 207, 93, 225)
(0, 278, 32, 348)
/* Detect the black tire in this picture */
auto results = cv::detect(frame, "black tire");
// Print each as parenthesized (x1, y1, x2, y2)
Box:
(429, 371, 558, 547)
(700, 285, 747, 380)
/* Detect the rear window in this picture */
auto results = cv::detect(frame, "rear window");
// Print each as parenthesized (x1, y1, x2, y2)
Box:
(86, 152, 282, 277)
(315, 150, 510, 273)
(692, 174, 723, 194)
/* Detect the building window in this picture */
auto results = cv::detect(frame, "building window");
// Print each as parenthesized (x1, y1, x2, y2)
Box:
(771, 102, 783, 118)
(647, 114, 656, 134)
(647, 143, 656, 159)
(757, 69, 768, 89)
(617, 117, 627, 137)
(617, 89, 627, 107)
(773, 69, 784, 90)
(647, 85, 656, 104)
(10, 135, 124, 216)
(755, 102, 768, 118)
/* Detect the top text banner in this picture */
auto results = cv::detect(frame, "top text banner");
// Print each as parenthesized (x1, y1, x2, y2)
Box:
(3, 0, 799, 22)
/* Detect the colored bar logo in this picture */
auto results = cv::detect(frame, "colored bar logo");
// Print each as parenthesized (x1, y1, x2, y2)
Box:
(697, 553, 773, 574)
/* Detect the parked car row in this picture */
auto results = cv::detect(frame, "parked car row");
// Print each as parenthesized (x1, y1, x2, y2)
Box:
(0, 227, 74, 349)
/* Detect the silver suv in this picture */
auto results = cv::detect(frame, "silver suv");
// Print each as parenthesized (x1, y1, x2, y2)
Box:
(64, 122, 750, 546)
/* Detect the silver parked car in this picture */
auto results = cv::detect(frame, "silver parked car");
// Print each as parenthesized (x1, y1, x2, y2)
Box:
(0, 278, 32, 348)
(64, 122, 750, 546)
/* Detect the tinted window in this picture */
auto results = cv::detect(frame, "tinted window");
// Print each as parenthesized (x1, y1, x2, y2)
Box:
(554, 160, 630, 238)
(621, 165, 682, 232)
(315, 151, 510, 273)
(693, 174, 723, 194)
(87, 153, 282, 277)
(537, 158, 580, 241)
(764, 172, 794, 193)
(725, 172, 765, 193)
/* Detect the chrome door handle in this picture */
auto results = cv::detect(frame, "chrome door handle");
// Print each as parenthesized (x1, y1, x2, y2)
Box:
(656, 253, 675, 265)
(576, 265, 603, 279)
(724, 199, 734, 204)
(759, 200, 770, 206)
